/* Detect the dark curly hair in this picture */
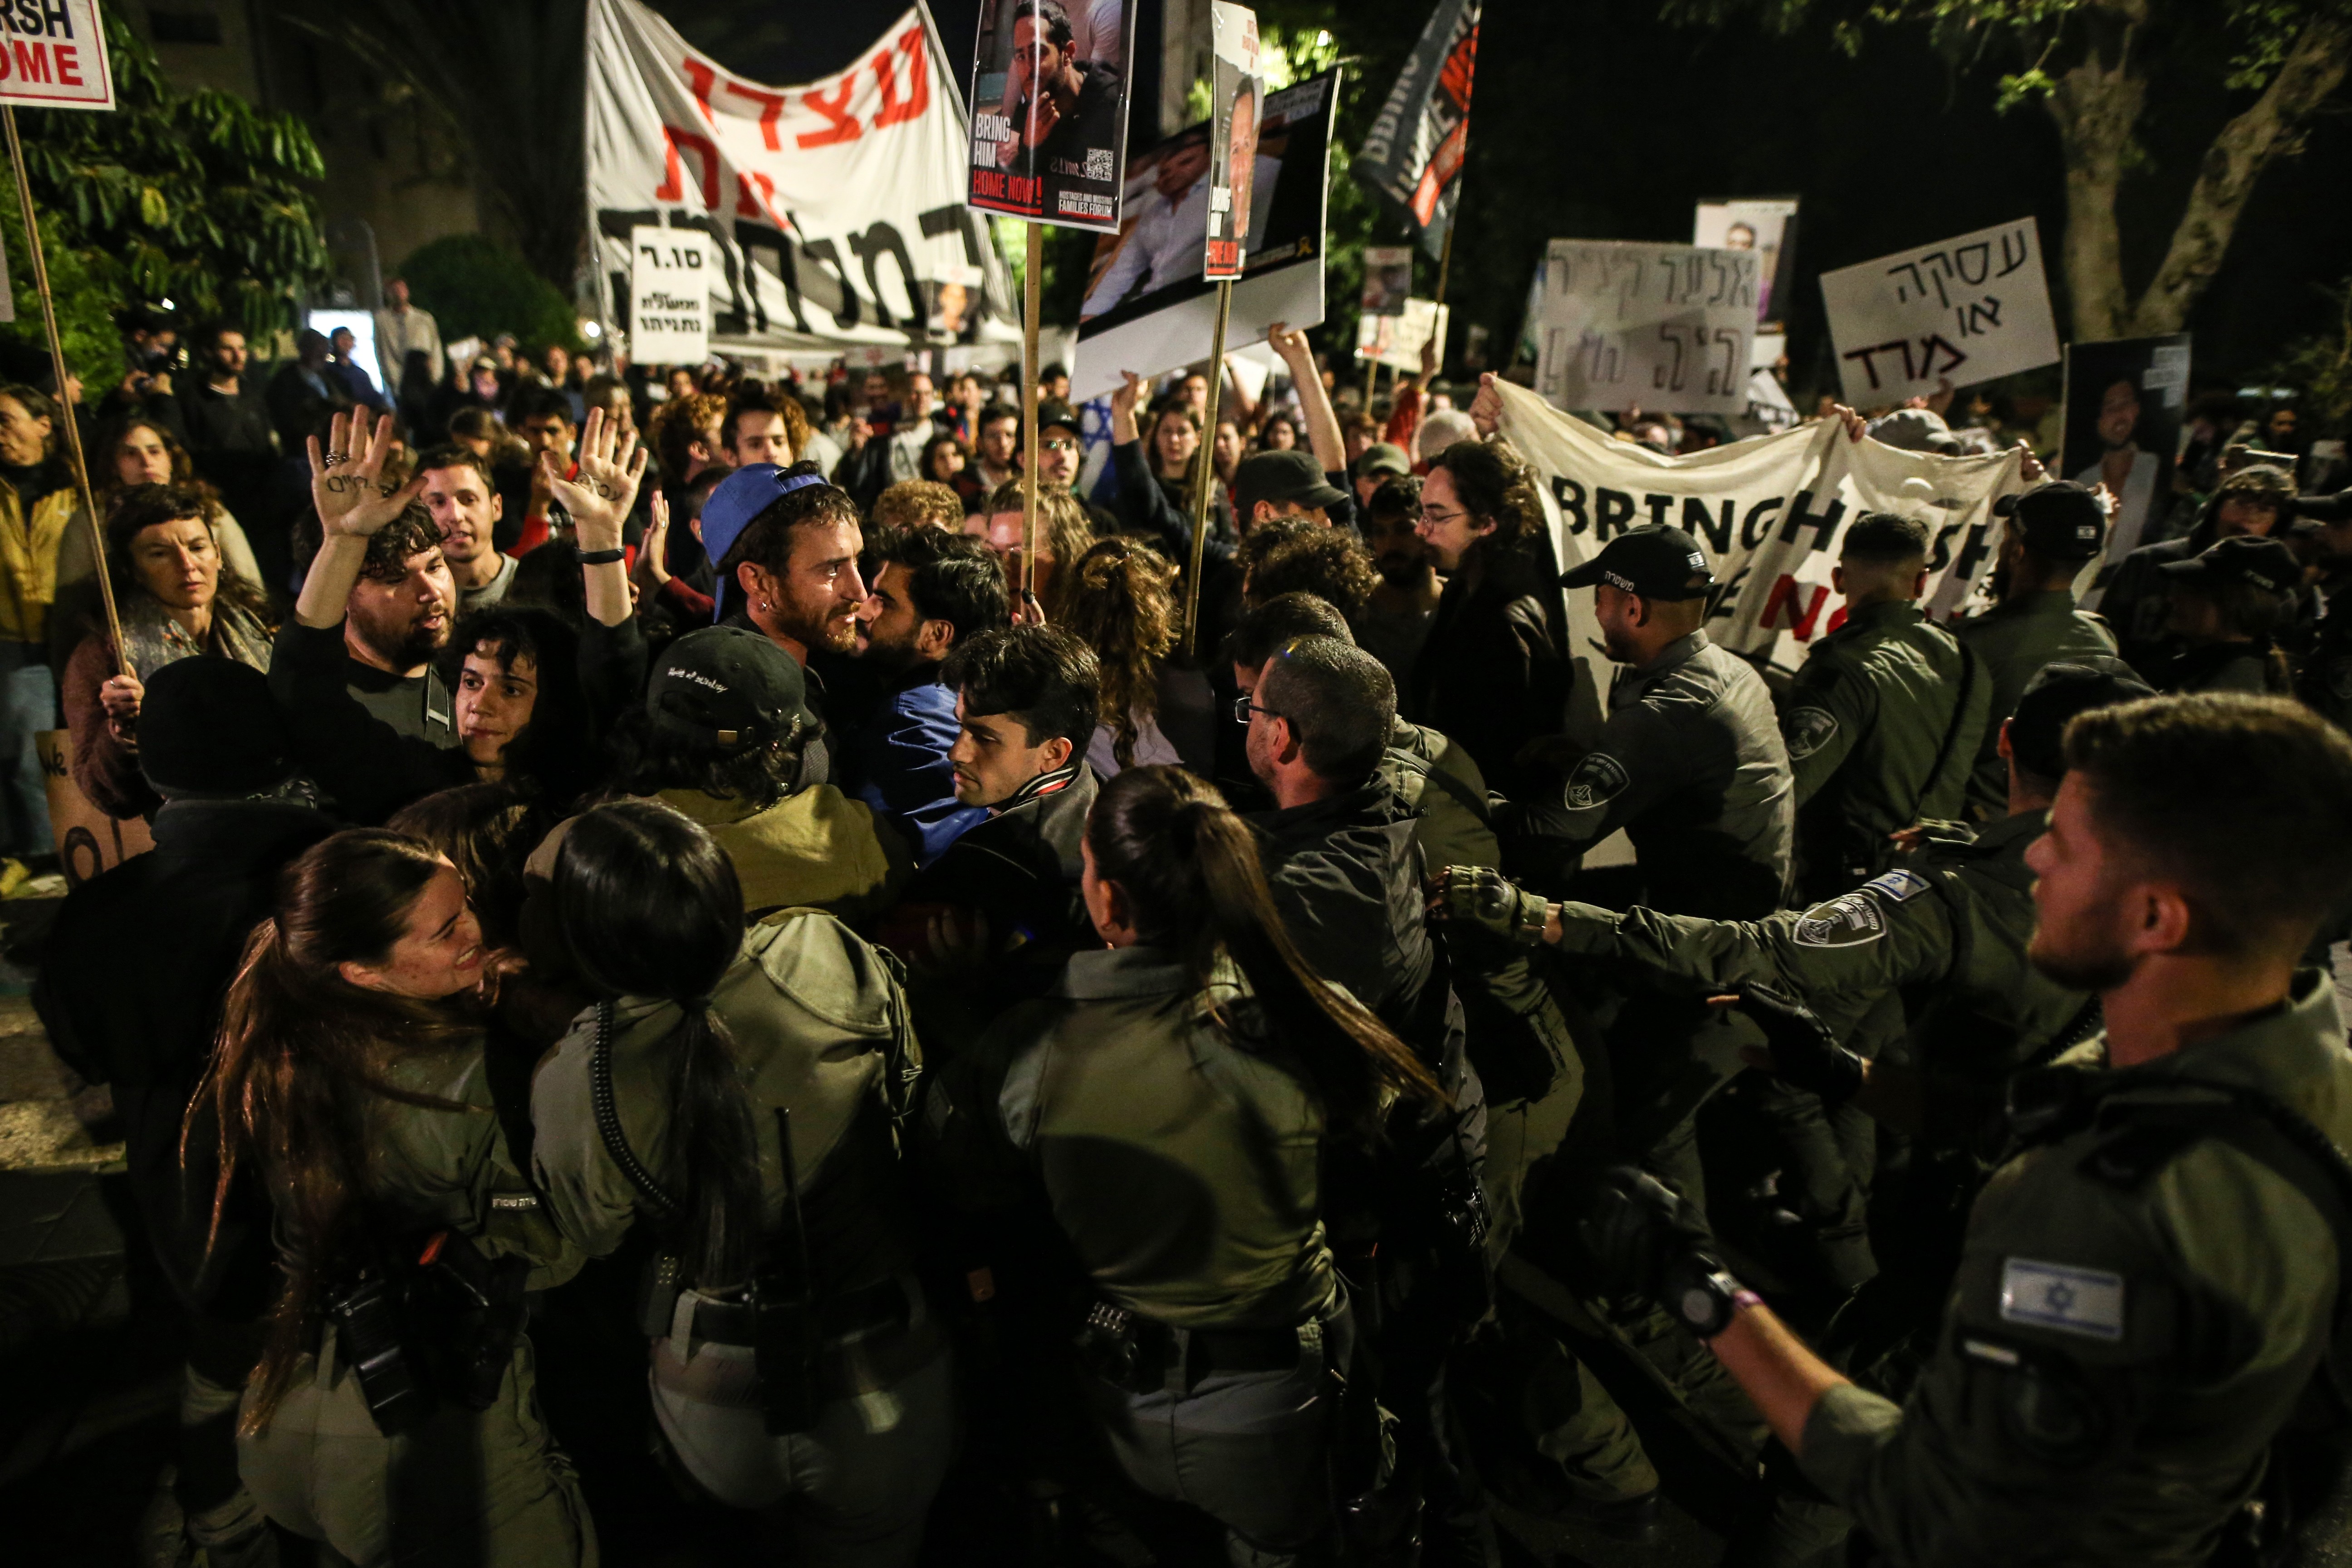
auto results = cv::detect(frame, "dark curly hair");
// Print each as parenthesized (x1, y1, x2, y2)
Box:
(1245, 526, 1377, 620)
(1426, 437, 1543, 561)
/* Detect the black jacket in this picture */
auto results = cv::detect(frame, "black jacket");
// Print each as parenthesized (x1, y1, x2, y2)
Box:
(1408, 542, 1569, 802)
(270, 618, 466, 824)
(34, 799, 337, 1318)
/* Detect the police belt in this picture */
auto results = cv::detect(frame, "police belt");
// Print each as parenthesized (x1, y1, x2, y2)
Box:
(680, 1273, 912, 1348)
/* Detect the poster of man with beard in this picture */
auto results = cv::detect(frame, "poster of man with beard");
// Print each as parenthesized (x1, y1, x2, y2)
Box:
(966, 0, 1137, 231)
(1204, 3, 1264, 281)
(2061, 333, 2191, 571)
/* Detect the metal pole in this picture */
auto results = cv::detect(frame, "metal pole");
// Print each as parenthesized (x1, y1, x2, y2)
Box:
(2, 105, 118, 661)
(1182, 279, 1232, 657)
(1021, 221, 1042, 607)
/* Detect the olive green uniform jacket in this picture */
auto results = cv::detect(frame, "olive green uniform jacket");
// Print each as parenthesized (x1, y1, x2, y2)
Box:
(1952, 588, 2116, 821)
(1800, 970, 2352, 1567)
(1783, 601, 1991, 902)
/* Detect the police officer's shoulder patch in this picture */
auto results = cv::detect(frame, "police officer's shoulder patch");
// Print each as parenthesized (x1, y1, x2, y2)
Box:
(1563, 752, 1630, 812)
(1783, 706, 1838, 761)
(1793, 891, 1884, 947)
(1999, 1257, 2125, 1342)
(1862, 868, 1932, 904)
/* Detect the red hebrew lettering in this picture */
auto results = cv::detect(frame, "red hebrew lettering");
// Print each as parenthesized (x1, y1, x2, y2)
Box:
(653, 125, 720, 210)
(872, 27, 929, 128)
(725, 82, 789, 150)
(797, 79, 862, 148)
(736, 171, 787, 225)
(14, 41, 51, 85)
(682, 59, 716, 126)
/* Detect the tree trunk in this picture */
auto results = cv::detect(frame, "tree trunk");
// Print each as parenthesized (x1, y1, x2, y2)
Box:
(2124, 14, 2352, 335)
(2042, 1, 2147, 343)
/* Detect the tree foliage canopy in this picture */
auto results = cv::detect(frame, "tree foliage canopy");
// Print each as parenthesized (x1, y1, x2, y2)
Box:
(398, 234, 583, 352)
(16, 12, 328, 338)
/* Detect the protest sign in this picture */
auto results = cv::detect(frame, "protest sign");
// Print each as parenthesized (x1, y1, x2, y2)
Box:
(1350, 0, 1478, 260)
(1205, 3, 1263, 281)
(1819, 218, 2059, 406)
(964, 0, 1136, 231)
(1490, 378, 2025, 740)
(1532, 240, 1759, 416)
(2061, 333, 2190, 587)
(1071, 69, 1338, 402)
(1357, 298, 1448, 371)
(1693, 197, 1797, 327)
(629, 225, 714, 363)
(586, 0, 1015, 354)
(36, 734, 151, 889)
(1362, 245, 1413, 318)
(0, 0, 111, 112)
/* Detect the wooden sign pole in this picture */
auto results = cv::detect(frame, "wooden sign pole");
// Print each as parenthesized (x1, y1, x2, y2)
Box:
(1020, 220, 1041, 609)
(1181, 279, 1233, 657)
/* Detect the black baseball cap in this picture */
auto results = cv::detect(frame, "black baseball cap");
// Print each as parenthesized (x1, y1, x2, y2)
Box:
(647, 627, 815, 751)
(1560, 525, 1717, 599)
(1995, 481, 2106, 562)
(2159, 534, 2301, 596)
(138, 658, 295, 798)
(2009, 658, 2154, 781)
(1035, 399, 1082, 438)
(1235, 449, 1348, 519)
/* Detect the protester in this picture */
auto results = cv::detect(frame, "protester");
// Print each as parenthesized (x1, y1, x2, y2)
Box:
(1406, 438, 1569, 802)
(649, 390, 732, 492)
(1054, 535, 1190, 774)
(63, 484, 275, 820)
(971, 477, 1096, 621)
(845, 525, 1007, 865)
(508, 389, 581, 556)
(920, 431, 970, 489)
(373, 274, 443, 423)
(0, 383, 78, 859)
(265, 330, 353, 453)
(2156, 534, 2300, 694)
(529, 800, 948, 1559)
(869, 480, 967, 534)
(1243, 522, 1377, 622)
(2100, 462, 2295, 675)
(54, 417, 263, 652)
(1356, 475, 1439, 695)
(197, 828, 592, 1567)
(416, 444, 518, 609)
(724, 386, 805, 468)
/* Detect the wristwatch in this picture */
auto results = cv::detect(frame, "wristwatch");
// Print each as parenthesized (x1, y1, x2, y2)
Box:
(1665, 1261, 1747, 1340)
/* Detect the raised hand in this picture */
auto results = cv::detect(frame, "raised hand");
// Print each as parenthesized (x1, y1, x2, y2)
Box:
(632, 487, 673, 596)
(544, 406, 647, 551)
(1470, 372, 1503, 437)
(1832, 403, 1867, 444)
(1266, 321, 1311, 368)
(1110, 371, 1145, 443)
(309, 407, 424, 539)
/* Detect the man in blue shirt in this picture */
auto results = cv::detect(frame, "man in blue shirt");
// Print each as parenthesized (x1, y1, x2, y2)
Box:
(847, 526, 1011, 864)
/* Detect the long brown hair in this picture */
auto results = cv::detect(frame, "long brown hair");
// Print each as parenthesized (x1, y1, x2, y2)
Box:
(1085, 766, 1445, 1141)
(191, 830, 480, 1433)
(1059, 537, 1175, 769)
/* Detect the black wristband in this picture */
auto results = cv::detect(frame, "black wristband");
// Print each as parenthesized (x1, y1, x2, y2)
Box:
(578, 548, 625, 565)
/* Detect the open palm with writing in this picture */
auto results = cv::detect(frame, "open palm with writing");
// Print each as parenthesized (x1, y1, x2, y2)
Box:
(544, 407, 648, 552)
(309, 408, 424, 539)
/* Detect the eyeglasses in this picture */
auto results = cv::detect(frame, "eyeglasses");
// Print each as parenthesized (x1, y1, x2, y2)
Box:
(1232, 696, 1279, 725)
(1420, 505, 1469, 528)
(1041, 437, 1078, 453)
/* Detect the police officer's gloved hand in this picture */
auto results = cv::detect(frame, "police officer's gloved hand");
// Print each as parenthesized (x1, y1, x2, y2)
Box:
(1436, 865, 1551, 949)
(1736, 982, 1866, 1105)
(1578, 1166, 1745, 1339)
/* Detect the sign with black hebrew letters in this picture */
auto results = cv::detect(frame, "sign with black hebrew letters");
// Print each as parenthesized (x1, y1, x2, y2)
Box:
(1820, 218, 2059, 405)
(1533, 240, 1759, 416)
(630, 225, 713, 363)
(0, 0, 111, 112)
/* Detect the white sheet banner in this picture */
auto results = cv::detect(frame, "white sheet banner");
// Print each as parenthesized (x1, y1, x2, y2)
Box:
(1534, 240, 1759, 416)
(587, 0, 1015, 356)
(1819, 217, 2058, 406)
(1492, 379, 2027, 736)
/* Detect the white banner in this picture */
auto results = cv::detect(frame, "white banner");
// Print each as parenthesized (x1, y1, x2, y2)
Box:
(1491, 379, 2028, 743)
(1819, 217, 2058, 406)
(1534, 240, 1759, 416)
(587, 0, 1015, 356)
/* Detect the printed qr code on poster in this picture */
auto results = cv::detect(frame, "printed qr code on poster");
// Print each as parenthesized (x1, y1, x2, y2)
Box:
(1084, 148, 1115, 181)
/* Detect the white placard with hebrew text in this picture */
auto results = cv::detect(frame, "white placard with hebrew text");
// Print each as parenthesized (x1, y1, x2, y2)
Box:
(1819, 218, 2058, 406)
(630, 226, 713, 364)
(1533, 240, 1758, 416)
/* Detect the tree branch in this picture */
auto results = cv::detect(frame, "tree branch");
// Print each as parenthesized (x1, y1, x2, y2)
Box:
(2127, 13, 2352, 334)
(2041, 2, 2146, 342)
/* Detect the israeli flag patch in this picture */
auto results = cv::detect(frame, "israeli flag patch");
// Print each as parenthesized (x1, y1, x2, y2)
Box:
(1864, 869, 1932, 904)
(2000, 1257, 2124, 1341)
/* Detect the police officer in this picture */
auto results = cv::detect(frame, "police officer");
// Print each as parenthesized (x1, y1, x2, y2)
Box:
(1583, 691, 2352, 1568)
(1781, 512, 1991, 903)
(2100, 463, 2296, 677)
(1954, 480, 2116, 819)
(1501, 523, 1794, 919)
(931, 765, 1449, 1567)
(530, 801, 948, 1566)
(2152, 534, 2301, 695)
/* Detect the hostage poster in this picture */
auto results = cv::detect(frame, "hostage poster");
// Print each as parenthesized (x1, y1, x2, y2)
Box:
(2060, 333, 2191, 583)
(1204, 2, 1264, 281)
(1070, 69, 1338, 402)
(964, 0, 1138, 231)
(1693, 197, 1798, 328)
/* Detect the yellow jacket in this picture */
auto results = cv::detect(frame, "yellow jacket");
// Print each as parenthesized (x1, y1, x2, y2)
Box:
(0, 481, 82, 644)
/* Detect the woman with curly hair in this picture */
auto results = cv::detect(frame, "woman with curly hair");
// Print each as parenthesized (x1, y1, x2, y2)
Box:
(1055, 536, 1216, 775)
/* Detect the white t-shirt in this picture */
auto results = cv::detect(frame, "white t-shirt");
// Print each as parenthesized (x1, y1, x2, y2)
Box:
(1087, 712, 1181, 778)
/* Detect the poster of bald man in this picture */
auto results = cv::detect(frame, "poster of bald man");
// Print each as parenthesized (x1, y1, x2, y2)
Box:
(2060, 333, 2191, 568)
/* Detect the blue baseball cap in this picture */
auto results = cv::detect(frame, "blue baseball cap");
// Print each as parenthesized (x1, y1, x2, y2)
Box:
(698, 464, 830, 621)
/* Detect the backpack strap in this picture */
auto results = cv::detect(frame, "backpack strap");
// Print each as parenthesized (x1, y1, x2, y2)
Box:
(1387, 744, 1495, 830)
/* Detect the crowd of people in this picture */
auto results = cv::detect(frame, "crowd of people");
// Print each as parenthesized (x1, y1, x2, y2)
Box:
(15, 283, 2352, 1568)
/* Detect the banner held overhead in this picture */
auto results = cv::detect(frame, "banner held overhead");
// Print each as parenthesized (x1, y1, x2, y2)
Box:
(586, 0, 1015, 358)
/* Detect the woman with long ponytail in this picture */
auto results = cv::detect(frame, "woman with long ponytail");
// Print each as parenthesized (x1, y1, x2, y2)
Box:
(201, 828, 593, 1567)
(931, 764, 1445, 1565)
(530, 799, 951, 1562)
